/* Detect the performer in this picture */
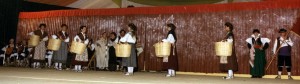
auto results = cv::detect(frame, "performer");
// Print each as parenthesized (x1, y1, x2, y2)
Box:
(2, 39, 18, 66)
(117, 29, 126, 71)
(28, 24, 48, 69)
(95, 32, 108, 70)
(108, 32, 118, 71)
(118, 29, 126, 42)
(219, 22, 238, 79)
(273, 29, 294, 80)
(161, 23, 178, 77)
(52, 24, 70, 70)
(246, 29, 270, 78)
(45, 50, 53, 68)
(72, 26, 89, 72)
(87, 39, 95, 67)
(16, 40, 29, 67)
(120, 23, 137, 76)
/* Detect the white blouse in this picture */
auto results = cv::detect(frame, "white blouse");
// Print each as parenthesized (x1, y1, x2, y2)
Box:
(74, 33, 89, 44)
(51, 34, 70, 43)
(162, 34, 176, 43)
(120, 32, 136, 43)
(246, 34, 270, 46)
(272, 37, 293, 54)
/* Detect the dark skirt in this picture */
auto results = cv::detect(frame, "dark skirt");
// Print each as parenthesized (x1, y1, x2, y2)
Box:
(162, 46, 178, 71)
(53, 42, 68, 63)
(219, 50, 238, 72)
(122, 43, 137, 67)
(108, 46, 117, 64)
(250, 49, 266, 76)
(108, 46, 117, 71)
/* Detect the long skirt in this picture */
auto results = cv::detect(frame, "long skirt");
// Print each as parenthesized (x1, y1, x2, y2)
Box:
(219, 51, 238, 72)
(108, 46, 117, 71)
(162, 46, 178, 71)
(95, 47, 108, 68)
(72, 49, 88, 66)
(53, 42, 68, 63)
(250, 49, 266, 76)
(122, 43, 137, 67)
(33, 41, 46, 62)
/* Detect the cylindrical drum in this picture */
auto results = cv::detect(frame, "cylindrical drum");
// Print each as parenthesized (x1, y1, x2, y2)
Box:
(70, 41, 87, 55)
(28, 35, 40, 47)
(154, 42, 171, 57)
(47, 38, 62, 51)
(115, 43, 131, 57)
(215, 42, 233, 57)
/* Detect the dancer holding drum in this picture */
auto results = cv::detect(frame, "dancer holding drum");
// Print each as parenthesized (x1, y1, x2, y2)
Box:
(72, 26, 89, 72)
(28, 24, 48, 69)
(119, 23, 137, 76)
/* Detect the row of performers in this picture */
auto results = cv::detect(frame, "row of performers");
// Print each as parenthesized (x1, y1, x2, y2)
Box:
(0, 22, 294, 79)
(220, 22, 294, 80)
(0, 24, 143, 72)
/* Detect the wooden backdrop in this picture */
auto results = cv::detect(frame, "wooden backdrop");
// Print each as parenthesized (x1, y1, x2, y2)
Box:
(17, 1, 300, 75)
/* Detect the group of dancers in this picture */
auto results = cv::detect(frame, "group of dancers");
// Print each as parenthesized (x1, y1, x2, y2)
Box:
(0, 22, 295, 79)
(221, 22, 294, 80)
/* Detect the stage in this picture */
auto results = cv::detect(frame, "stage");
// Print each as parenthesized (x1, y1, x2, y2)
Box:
(0, 67, 298, 84)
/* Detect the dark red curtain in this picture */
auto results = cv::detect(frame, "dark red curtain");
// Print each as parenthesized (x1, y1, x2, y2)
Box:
(17, 0, 300, 75)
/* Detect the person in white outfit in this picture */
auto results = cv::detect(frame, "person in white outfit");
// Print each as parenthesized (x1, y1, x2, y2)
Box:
(95, 32, 108, 70)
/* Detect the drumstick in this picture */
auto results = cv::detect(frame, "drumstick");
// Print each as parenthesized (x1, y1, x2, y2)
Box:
(265, 30, 291, 71)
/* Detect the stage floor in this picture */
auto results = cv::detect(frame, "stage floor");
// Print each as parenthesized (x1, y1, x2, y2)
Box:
(0, 67, 298, 84)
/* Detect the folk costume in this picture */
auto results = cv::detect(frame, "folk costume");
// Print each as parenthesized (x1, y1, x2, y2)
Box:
(120, 32, 137, 75)
(52, 31, 70, 70)
(246, 30, 270, 78)
(273, 29, 294, 80)
(29, 29, 48, 68)
(72, 32, 89, 72)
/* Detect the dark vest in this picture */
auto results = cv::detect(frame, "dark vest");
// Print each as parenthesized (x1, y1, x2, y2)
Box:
(276, 37, 291, 56)
(251, 37, 263, 48)
(77, 33, 87, 43)
(33, 30, 48, 39)
(56, 31, 69, 40)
